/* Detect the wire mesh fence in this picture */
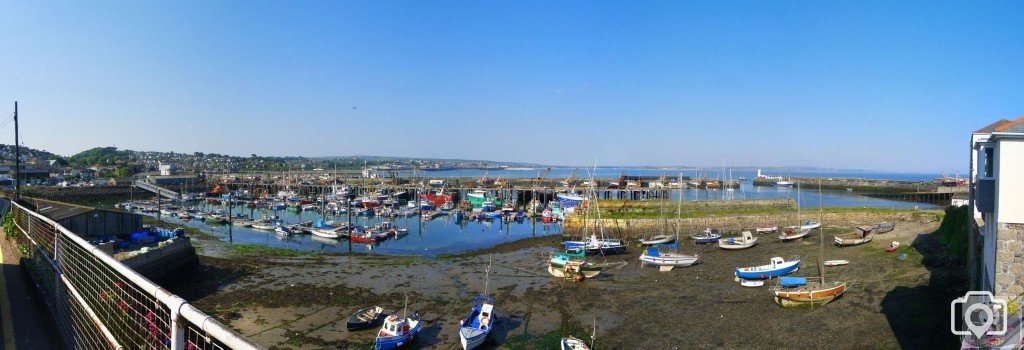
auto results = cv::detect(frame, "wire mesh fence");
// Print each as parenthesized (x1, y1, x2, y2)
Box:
(7, 200, 262, 350)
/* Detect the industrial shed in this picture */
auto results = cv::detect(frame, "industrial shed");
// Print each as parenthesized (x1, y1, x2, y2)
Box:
(27, 198, 142, 239)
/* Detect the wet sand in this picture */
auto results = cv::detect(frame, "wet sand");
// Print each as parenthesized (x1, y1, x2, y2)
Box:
(163, 215, 962, 349)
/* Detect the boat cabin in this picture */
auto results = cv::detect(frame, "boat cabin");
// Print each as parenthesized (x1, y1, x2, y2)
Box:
(379, 315, 411, 337)
(477, 304, 493, 330)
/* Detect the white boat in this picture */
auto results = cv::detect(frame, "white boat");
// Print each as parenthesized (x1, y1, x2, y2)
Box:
(311, 227, 342, 239)
(800, 220, 821, 230)
(560, 336, 590, 350)
(824, 260, 849, 267)
(740, 280, 765, 287)
(638, 234, 675, 245)
(834, 226, 874, 246)
(779, 226, 812, 241)
(776, 180, 795, 187)
(638, 248, 699, 271)
(252, 222, 276, 230)
(755, 226, 778, 234)
(274, 226, 292, 236)
(718, 231, 758, 250)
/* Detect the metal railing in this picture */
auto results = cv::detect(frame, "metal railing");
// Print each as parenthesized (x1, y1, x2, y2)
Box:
(134, 179, 181, 200)
(7, 199, 262, 349)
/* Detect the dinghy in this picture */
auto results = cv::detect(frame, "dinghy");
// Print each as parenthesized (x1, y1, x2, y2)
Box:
(718, 231, 758, 250)
(740, 279, 765, 287)
(799, 220, 821, 230)
(347, 306, 387, 331)
(311, 227, 342, 239)
(834, 226, 874, 246)
(824, 260, 849, 267)
(735, 257, 801, 280)
(638, 234, 675, 245)
(873, 221, 896, 234)
(755, 226, 778, 234)
(885, 241, 901, 252)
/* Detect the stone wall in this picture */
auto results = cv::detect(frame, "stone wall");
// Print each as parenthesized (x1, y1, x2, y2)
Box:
(995, 224, 1024, 297)
(565, 211, 940, 239)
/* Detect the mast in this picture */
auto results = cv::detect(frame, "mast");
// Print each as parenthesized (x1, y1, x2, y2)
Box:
(676, 173, 683, 254)
(484, 254, 492, 295)
(13, 101, 19, 200)
(819, 180, 825, 284)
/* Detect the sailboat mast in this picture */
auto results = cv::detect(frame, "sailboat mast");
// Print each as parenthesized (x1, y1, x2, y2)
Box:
(819, 180, 825, 284)
(484, 254, 492, 295)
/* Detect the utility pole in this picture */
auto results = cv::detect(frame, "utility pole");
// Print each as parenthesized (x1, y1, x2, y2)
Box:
(13, 101, 20, 200)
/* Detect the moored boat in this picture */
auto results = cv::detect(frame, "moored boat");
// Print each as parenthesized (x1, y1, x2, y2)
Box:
(772, 277, 847, 308)
(873, 221, 895, 234)
(374, 302, 420, 350)
(458, 296, 494, 350)
(638, 234, 675, 246)
(779, 226, 811, 241)
(690, 228, 722, 244)
(347, 306, 387, 331)
(718, 231, 758, 250)
(735, 257, 801, 280)
(560, 336, 590, 350)
(638, 247, 698, 271)
(834, 226, 874, 246)
(755, 226, 778, 234)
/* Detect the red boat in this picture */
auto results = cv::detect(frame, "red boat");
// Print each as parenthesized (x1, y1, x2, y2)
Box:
(350, 233, 379, 244)
(418, 190, 453, 206)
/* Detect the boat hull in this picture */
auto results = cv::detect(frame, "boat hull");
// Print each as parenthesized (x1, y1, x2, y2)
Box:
(547, 264, 604, 278)
(735, 261, 801, 279)
(773, 283, 847, 308)
(639, 253, 698, 267)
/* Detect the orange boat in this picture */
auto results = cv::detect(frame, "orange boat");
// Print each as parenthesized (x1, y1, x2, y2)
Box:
(772, 278, 847, 308)
(209, 184, 228, 196)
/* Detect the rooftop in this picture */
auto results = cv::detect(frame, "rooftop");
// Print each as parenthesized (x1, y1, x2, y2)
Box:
(994, 117, 1024, 133)
(26, 198, 95, 221)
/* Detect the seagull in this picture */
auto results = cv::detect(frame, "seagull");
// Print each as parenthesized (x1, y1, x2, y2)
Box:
(352, 107, 357, 109)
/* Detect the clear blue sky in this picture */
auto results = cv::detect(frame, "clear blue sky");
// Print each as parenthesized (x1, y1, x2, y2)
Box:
(1, 1, 1021, 172)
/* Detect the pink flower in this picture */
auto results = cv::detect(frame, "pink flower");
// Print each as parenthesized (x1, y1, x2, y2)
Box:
(99, 290, 108, 302)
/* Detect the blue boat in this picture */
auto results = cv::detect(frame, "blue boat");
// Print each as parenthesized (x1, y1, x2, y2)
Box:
(690, 228, 722, 244)
(556, 193, 585, 209)
(735, 257, 801, 280)
(484, 211, 502, 219)
(374, 313, 421, 350)
(459, 296, 495, 349)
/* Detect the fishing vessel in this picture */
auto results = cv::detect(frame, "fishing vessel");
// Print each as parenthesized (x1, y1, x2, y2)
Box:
(639, 245, 699, 271)
(459, 257, 494, 350)
(690, 228, 722, 244)
(718, 231, 758, 250)
(347, 306, 388, 331)
(374, 296, 421, 350)
(556, 192, 585, 210)
(466, 190, 503, 209)
(735, 257, 801, 280)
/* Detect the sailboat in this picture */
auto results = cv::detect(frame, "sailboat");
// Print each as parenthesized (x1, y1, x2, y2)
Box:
(639, 175, 699, 271)
(549, 163, 628, 280)
(459, 257, 495, 350)
(772, 182, 847, 308)
(780, 183, 811, 241)
(638, 191, 676, 245)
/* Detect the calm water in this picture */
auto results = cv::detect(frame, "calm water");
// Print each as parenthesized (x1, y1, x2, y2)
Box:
(142, 204, 563, 256)
(140, 180, 933, 256)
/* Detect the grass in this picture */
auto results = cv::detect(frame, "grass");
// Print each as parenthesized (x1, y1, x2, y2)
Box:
(578, 199, 933, 220)
(935, 205, 969, 261)
(228, 244, 316, 257)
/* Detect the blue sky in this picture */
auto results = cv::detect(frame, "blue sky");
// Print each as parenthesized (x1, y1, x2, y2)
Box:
(1, 1, 1021, 172)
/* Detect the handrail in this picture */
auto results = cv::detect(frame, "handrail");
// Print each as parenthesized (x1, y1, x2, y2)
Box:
(8, 199, 262, 349)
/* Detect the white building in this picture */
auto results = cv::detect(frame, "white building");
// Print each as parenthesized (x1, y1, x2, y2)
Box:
(970, 116, 1024, 295)
(158, 162, 177, 176)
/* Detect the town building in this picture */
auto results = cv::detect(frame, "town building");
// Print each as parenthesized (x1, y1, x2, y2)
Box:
(969, 116, 1024, 295)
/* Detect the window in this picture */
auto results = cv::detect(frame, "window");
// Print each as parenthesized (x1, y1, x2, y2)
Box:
(984, 147, 994, 178)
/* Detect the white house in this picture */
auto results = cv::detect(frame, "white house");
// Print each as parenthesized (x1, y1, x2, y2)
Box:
(970, 116, 1024, 295)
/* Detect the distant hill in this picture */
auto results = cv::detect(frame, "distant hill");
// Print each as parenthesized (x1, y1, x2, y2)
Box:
(68, 147, 135, 165)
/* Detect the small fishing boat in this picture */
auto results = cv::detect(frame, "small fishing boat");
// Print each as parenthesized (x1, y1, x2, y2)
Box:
(873, 221, 896, 234)
(350, 232, 380, 244)
(735, 257, 801, 280)
(638, 234, 675, 246)
(374, 300, 421, 350)
(885, 241, 901, 252)
(718, 231, 758, 250)
(556, 192, 585, 210)
(824, 260, 849, 267)
(541, 209, 553, 223)
(690, 228, 722, 244)
(775, 180, 794, 187)
(755, 226, 778, 234)
(560, 336, 590, 350)
(561, 235, 626, 255)
(458, 296, 494, 350)
(547, 259, 626, 280)
(347, 306, 387, 331)
(834, 226, 874, 246)
(779, 226, 811, 241)
(231, 220, 253, 228)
